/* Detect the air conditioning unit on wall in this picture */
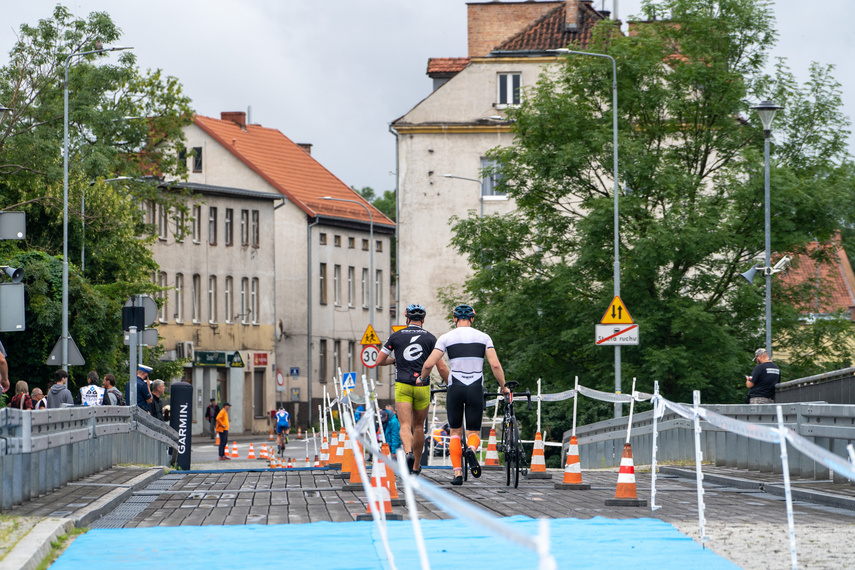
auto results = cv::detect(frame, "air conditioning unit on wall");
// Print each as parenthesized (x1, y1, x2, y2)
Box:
(176, 341, 195, 360)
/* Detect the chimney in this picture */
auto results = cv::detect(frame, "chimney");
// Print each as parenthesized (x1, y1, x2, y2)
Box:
(467, 1, 564, 57)
(297, 143, 312, 155)
(565, 0, 579, 30)
(221, 111, 247, 130)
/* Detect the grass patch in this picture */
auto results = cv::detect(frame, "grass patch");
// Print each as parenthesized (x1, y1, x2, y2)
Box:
(35, 527, 88, 570)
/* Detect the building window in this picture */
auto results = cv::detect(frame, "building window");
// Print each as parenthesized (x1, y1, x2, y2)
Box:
(481, 157, 506, 197)
(158, 272, 168, 322)
(362, 239, 369, 251)
(192, 274, 201, 323)
(251, 278, 259, 324)
(146, 200, 156, 226)
(240, 278, 249, 324)
(208, 206, 217, 245)
(347, 266, 355, 307)
(208, 276, 217, 324)
(174, 274, 184, 323)
(158, 204, 168, 240)
(334, 235, 341, 247)
(362, 268, 369, 308)
(251, 210, 260, 247)
(319, 339, 327, 383)
(253, 369, 265, 418)
(225, 208, 233, 246)
(348, 341, 356, 373)
(497, 72, 521, 107)
(192, 146, 203, 172)
(320, 233, 327, 246)
(225, 276, 233, 323)
(240, 209, 249, 246)
(375, 270, 382, 309)
(333, 340, 341, 375)
(192, 205, 202, 243)
(333, 265, 341, 306)
(175, 209, 185, 242)
(375, 240, 382, 252)
(319, 263, 328, 305)
(348, 237, 355, 249)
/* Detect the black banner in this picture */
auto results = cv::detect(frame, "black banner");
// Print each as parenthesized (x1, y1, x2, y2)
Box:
(169, 381, 193, 470)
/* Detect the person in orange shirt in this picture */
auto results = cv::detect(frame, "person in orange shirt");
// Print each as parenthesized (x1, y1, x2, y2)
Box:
(216, 402, 231, 460)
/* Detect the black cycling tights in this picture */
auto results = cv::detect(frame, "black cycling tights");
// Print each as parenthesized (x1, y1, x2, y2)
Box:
(446, 380, 484, 431)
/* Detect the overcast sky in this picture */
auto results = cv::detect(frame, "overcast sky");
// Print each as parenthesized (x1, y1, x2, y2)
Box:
(2, 1, 853, 194)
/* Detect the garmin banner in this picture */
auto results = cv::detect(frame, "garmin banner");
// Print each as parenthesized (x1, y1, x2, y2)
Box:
(169, 381, 193, 470)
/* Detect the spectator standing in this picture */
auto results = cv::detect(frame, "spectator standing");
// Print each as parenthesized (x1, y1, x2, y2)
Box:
(46, 370, 74, 408)
(381, 409, 402, 454)
(746, 348, 781, 404)
(125, 364, 153, 413)
(204, 398, 220, 440)
(149, 379, 166, 420)
(102, 374, 125, 406)
(9, 380, 33, 410)
(0, 337, 9, 395)
(216, 403, 231, 460)
(79, 370, 104, 406)
(31, 387, 47, 410)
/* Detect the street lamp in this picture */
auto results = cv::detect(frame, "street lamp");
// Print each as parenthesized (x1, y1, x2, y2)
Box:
(750, 100, 782, 358)
(62, 43, 132, 370)
(322, 196, 375, 381)
(552, 48, 623, 417)
(442, 174, 484, 217)
(82, 177, 133, 273)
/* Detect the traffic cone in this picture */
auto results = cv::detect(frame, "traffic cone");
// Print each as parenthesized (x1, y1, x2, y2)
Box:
(287, 457, 293, 469)
(320, 436, 330, 466)
(247, 444, 256, 460)
(605, 443, 647, 507)
(342, 441, 365, 489)
(555, 436, 591, 490)
(484, 429, 501, 469)
(297, 426, 303, 440)
(380, 443, 406, 506)
(269, 429, 274, 441)
(314, 455, 321, 468)
(231, 441, 239, 459)
(357, 455, 403, 521)
(526, 431, 552, 479)
(338, 430, 353, 478)
(329, 428, 344, 470)
(215, 432, 220, 446)
(305, 453, 311, 468)
(260, 444, 268, 460)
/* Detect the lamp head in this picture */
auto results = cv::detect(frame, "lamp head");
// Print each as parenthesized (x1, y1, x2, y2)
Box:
(750, 100, 782, 131)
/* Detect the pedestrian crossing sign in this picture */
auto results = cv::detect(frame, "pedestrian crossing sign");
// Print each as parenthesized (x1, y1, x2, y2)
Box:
(360, 323, 381, 345)
(342, 372, 356, 389)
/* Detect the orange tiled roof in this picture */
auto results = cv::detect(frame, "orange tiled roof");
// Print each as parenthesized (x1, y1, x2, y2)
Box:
(494, 1, 606, 52)
(779, 239, 855, 316)
(193, 115, 393, 227)
(427, 58, 471, 76)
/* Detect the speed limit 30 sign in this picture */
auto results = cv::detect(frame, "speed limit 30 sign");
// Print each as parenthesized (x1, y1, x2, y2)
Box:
(361, 345, 380, 368)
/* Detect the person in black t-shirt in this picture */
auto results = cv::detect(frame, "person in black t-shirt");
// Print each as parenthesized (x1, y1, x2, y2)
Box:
(376, 303, 449, 474)
(746, 348, 780, 404)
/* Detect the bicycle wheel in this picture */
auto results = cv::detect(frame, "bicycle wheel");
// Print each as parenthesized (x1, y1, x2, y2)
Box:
(513, 423, 522, 488)
(502, 420, 513, 486)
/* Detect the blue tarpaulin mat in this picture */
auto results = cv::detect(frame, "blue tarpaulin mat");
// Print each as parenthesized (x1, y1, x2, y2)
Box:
(52, 515, 739, 569)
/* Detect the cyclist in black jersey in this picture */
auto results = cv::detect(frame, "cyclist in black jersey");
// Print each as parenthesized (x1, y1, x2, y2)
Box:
(376, 304, 449, 474)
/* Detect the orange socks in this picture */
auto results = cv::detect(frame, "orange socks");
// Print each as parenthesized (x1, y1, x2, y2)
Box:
(467, 434, 481, 451)
(450, 435, 462, 469)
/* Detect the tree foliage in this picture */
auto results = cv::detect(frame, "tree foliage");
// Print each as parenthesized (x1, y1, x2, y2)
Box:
(448, 0, 855, 419)
(0, 6, 194, 395)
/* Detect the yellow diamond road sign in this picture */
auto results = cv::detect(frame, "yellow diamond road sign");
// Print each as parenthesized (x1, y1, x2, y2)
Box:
(392, 325, 407, 333)
(360, 323, 381, 345)
(600, 296, 634, 325)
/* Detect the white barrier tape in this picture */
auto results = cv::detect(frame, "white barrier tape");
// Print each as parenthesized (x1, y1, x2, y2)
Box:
(521, 440, 563, 447)
(783, 427, 855, 482)
(538, 389, 577, 402)
(698, 407, 780, 444)
(577, 384, 632, 403)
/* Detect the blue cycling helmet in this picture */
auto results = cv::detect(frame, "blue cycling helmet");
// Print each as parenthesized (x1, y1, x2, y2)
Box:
(405, 303, 426, 320)
(452, 304, 476, 320)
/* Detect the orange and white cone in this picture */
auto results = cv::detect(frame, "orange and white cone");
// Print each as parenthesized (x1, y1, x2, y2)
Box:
(343, 442, 365, 488)
(247, 444, 256, 460)
(314, 455, 321, 468)
(297, 427, 303, 440)
(484, 429, 500, 467)
(605, 443, 647, 507)
(381, 442, 405, 506)
(287, 457, 294, 469)
(269, 429, 274, 441)
(231, 441, 239, 459)
(260, 444, 268, 460)
(339, 431, 353, 477)
(328, 430, 340, 467)
(215, 432, 220, 446)
(357, 453, 403, 521)
(526, 431, 551, 479)
(555, 436, 590, 490)
(305, 454, 311, 468)
(320, 436, 330, 466)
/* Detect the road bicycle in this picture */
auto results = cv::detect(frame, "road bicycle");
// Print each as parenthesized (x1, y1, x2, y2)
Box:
(429, 386, 475, 482)
(488, 381, 531, 488)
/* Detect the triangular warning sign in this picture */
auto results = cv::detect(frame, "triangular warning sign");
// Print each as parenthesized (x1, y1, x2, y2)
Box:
(360, 323, 381, 345)
(392, 325, 406, 333)
(46, 336, 86, 366)
(600, 296, 633, 324)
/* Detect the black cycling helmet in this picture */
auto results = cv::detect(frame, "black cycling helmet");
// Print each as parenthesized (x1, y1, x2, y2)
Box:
(405, 303, 426, 321)
(452, 304, 476, 320)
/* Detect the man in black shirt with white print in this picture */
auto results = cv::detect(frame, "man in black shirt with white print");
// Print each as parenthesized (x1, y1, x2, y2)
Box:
(746, 348, 780, 404)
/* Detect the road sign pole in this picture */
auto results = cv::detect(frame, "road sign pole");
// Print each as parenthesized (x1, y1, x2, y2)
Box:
(128, 326, 138, 408)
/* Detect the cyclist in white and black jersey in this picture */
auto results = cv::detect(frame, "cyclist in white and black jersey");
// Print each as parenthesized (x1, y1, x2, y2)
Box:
(377, 304, 448, 474)
(421, 304, 510, 486)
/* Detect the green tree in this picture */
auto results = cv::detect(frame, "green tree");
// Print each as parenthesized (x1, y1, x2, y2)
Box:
(448, 0, 855, 419)
(0, 6, 194, 394)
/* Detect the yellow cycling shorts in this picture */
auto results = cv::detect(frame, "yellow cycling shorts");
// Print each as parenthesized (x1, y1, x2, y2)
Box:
(395, 382, 430, 411)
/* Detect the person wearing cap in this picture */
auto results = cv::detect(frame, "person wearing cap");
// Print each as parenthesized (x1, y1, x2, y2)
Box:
(126, 364, 154, 413)
(746, 348, 780, 404)
(205, 398, 220, 440)
(216, 403, 231, 460)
